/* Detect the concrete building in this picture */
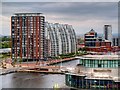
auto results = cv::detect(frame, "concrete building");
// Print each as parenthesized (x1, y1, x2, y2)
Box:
(45, 22, 77, 57)
(11, 13, 45, 62)
(113, 37, 120, 46)
(104, 25, 112, 44)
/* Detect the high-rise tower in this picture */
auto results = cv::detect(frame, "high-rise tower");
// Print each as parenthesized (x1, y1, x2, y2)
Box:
(104, 25, 112, 44)
(11, 13, 45, 62)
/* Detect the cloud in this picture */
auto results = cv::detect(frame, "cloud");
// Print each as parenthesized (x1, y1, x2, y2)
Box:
(2, 0, 119, 2)
(1, 2, 118, 36)
(1, 15, 11, 35)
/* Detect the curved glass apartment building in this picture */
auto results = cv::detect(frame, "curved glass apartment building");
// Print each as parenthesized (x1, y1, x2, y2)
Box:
(45, 22, 76, 57)
(65, 55, 120, 89)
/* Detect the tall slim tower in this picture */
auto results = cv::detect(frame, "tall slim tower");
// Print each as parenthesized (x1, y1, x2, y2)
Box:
(11, 13, 45, 62)
(104, 25, 112, 44)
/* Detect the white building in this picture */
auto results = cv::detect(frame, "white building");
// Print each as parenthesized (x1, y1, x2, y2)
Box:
(104, 25, 112, 45)
(45, 22, 77, 57)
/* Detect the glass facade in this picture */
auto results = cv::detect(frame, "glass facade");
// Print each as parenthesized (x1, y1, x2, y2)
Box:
(65, 56, 120, 89)
(79, 59, 119, 68)
(84, 29, 98, 47)
(65, 74, 119, 89)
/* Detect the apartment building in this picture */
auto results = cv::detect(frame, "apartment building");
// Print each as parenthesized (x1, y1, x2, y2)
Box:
(11, 13, 45, 61)
(45, 22, 77, 57)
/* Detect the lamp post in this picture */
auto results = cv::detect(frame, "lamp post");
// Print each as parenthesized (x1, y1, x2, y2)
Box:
(59, 56, 62, 69)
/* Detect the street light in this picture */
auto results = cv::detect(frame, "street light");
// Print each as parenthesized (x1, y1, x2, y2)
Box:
(58, 56, 62, 69)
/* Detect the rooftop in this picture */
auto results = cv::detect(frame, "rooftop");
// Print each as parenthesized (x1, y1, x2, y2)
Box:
(14, 13, 43, 16)
(67, 70, 120, 82)
(80, 55, 119, 60)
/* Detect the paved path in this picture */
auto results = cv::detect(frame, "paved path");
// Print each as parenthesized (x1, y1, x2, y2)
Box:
(15, 57, 76, 68)
(0, 67, 20, 75)
(0, 57, 76, 75)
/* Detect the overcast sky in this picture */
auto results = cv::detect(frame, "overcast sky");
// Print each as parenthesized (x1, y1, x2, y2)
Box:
(1, 2, 118, 36)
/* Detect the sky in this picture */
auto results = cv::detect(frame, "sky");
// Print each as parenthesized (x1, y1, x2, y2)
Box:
(0, 1, 118, 36)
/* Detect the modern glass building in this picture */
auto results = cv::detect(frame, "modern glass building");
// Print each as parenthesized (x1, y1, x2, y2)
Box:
(65, 55, 120, 89)
(79, 55, 119, 68)
(45, 22, 77, 57)
(11, 13, 45, 62)
(84, 29, 98, 47)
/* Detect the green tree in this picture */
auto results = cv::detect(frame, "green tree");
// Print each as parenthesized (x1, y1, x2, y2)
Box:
(0, 41, 11, 48)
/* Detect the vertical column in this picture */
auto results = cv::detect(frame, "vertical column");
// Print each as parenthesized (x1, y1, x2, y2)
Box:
(15, 17, 17, 61)
(11, 17, 13, 59)
(38, 17, 40, 59)
(39, 17, 41, 59)
(36, 16, 38, 59)
(33, 16, 34, 59)
(27, 17, 29, 60)
(20, 17, 22, 59)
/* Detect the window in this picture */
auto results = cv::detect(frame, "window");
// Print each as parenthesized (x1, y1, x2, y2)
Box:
(12, 26, 14, 29)
(79, 59, 83, 64)
(12, 21, 14, 24)
(98, 64, 101, 68)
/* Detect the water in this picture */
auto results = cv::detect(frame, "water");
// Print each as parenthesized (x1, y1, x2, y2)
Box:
(1, 59, 79, 89)
(1, 73, 65, 88)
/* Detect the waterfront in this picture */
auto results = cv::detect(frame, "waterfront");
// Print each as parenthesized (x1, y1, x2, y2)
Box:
(1, 73, 65, 88)
(0, 59, 79, 89)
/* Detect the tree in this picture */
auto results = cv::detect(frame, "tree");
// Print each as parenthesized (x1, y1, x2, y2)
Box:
(1, 41, 11, 48)
(12, 58, 17, 67)
(19, 58, 22, 67)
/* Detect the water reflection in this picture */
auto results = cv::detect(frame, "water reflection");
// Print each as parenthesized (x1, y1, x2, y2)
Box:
(1, 59, 79, 88)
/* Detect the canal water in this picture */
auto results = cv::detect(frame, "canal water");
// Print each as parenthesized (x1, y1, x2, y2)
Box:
(0, 59, 79, 89)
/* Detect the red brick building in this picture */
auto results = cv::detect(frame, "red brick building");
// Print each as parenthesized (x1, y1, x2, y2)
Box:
(84, 29, 113, 52)
(11, 13, 45, 62)
(87, 41, 112, 52)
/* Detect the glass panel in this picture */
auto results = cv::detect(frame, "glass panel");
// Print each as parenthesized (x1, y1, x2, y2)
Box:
(108, 60, 110, 68)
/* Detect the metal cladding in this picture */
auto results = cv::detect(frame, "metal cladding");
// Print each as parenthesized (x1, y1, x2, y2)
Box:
(45, 22, 77, 57)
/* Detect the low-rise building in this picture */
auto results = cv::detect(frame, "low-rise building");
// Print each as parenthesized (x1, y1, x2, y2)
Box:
(65, 55, 120, 89)
(84, 29, 112, 52)
(113, 37, 120, 46)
